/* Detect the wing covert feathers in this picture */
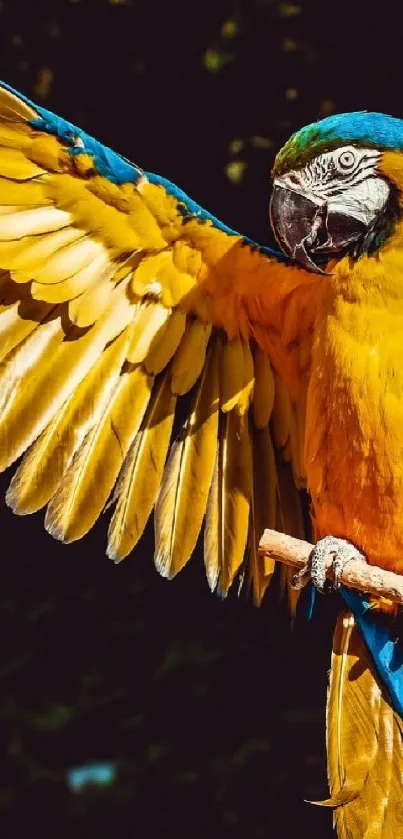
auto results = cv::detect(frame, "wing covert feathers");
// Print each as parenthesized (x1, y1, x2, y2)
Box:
(320, 613, 403, 839)
(0, 82, 307, 601)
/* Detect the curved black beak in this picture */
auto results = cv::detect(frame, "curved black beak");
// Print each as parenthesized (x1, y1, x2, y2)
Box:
(269, 184, 367, 274)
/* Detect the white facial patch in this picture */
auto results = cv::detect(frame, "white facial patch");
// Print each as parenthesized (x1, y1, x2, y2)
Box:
(274, 145, 390, 226)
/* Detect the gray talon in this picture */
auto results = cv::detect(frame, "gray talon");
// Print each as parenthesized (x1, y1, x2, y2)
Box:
(291, 535, 366, 592)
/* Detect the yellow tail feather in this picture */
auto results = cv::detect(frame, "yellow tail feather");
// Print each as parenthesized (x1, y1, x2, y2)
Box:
(319, 613, 403, 839)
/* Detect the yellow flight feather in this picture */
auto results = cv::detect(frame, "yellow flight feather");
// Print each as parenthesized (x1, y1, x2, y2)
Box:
(0, 205, 71, 239)
(0, 147, 45, 179)
(0, 123, 32, 150)
(275, 460, 304, 616)
(271, 372, 292, 449)
(0, 228, 84, 274)
(0, 315, 64, 421)
(204, 408, 253, 596)
(32, 255, 111, 305)
(203, 448, 222, 593)
(248, 426, 277, 606)
(252, 346, 275, 428)
(107, 372, 177, 561)
(127, 301, 170, 364)
(154, 343, 220, 578)
(220, 336, 245, 412)
(319, 614, 403, 839)
(6, 329, 130, 515)
(143, 309, 186, 375)
(170, 319, 212, 395)
(236, 338, 255, 417)
(68, 276, 113, 327)
(0, 176, 52, 205)
(33, 236, 106, 284)
(0, 295, 54, 363)
(45, 364, 153, 543)
(0, 86, 38, 120)
(0, 280, 135, 469)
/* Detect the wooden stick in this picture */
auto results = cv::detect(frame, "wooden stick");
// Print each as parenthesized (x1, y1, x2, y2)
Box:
(258, 529, 403, 605)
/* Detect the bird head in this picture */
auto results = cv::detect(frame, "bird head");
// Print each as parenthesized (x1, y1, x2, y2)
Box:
(270, 112, 403, 272)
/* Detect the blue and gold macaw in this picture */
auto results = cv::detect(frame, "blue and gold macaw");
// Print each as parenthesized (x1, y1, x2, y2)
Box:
(0, 81, 403, 837)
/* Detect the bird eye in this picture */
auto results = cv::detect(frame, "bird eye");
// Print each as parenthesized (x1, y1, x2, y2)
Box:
(337, 149, 357, 171)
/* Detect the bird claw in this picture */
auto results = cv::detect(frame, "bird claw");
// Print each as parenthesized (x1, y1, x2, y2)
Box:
(291, 536, 366, 592)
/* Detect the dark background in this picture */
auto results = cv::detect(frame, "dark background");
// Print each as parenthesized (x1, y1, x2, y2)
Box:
(0, 1, 402, 837)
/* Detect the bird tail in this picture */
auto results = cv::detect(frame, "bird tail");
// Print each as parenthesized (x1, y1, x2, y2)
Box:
(315, 610, 403, 839)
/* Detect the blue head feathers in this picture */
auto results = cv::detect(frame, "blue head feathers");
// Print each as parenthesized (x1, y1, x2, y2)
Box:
(274, 111, 403, 174)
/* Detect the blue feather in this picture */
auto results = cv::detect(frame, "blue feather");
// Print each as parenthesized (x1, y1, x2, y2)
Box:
(309, 111, 403, 152)
(340, 586, 403, 718)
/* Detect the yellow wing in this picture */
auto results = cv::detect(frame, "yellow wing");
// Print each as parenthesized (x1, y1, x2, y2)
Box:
(0, 82, 318, 601)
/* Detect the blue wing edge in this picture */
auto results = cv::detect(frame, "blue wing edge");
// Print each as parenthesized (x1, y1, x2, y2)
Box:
(0, 80, 286, 261)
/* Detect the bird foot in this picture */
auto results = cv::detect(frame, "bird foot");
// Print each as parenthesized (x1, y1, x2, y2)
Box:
(291, 536, 366, 592)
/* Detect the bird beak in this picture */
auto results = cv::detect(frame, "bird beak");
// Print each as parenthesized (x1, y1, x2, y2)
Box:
(270, 183, 368, 274)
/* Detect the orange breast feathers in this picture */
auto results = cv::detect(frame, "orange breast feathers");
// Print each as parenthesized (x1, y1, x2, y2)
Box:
(305, 231, 403, 574)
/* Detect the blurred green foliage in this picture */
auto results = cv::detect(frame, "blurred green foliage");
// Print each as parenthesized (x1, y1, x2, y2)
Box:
(0, 0, 403, 836)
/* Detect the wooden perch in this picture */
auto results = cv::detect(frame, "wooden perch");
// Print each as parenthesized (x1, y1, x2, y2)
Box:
(258, 529, 403, 605)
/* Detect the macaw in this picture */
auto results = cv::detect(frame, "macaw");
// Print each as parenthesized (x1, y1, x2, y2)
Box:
(0, 80, 402, 837)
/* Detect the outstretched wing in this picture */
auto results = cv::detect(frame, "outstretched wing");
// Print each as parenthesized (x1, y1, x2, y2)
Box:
(0, 82, 318, 602)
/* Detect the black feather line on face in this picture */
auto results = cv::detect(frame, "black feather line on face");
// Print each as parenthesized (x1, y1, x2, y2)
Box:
(354, 184, 401, 257)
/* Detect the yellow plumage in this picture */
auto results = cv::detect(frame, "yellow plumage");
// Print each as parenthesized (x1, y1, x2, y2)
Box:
(0, 85, 37, 120)
(319, 614, 403, 839)
(107, 373, 176, 561)
(248, 426, 277, 605)
(68, 275, 113, 327)
(252, 345, 275, 429)
(0, 176, 51, 205)
(0, 315, 64, 434)
(33, 255, 111, 305)
(143, 308, 186, 375)
(171, 319, 211, 395)
(204, 408, 253, 597)
(45, 364, 153, 542)
(127, 301, 170, 364)
(220, 336, 245, 413)
(33, 236, 106, 284)
(271, 372, 292, 449)
(7, 329, 130, 515)
(0, 294, 53, 363)
(0, 205, 71, 241)
(0, 228, 84, 274)
(154, 343, 220, 578)
(0, 279, 134, 469)
(0, 147, 45, 179)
